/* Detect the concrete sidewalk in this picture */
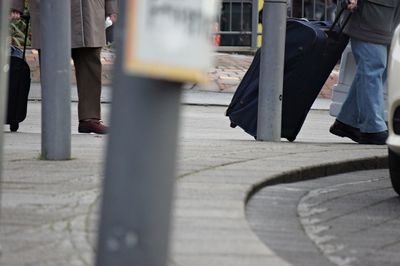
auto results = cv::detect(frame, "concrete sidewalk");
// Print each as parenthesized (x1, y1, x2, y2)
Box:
(0, 90, 387, 266)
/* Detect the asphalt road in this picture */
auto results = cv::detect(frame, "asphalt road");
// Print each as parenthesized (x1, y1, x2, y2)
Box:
(246, 169, 400, 266)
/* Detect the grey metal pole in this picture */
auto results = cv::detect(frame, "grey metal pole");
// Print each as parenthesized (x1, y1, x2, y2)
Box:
(95, 2, 181, 265)
(40, 0, 71, 160)
(251, 0, 259, 49)
(257, 0, 287, 141)
(0, 0, 10, 228)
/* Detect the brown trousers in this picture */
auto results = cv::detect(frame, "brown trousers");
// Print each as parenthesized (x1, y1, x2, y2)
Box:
(71, 48, 102, 121)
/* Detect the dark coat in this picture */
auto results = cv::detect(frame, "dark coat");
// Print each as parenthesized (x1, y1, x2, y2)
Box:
(11, 0, 118, 49)
(342, 0, 400, 45)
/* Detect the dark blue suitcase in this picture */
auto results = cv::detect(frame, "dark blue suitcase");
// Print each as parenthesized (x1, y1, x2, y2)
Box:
(226, 16, 350, 141)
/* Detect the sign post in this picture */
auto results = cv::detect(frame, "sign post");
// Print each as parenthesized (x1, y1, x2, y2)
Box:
(41, 0, 71, 160)
(0, 0, 10, 231)
(257, 0, 287, 141)
(96, 1, 218, 265)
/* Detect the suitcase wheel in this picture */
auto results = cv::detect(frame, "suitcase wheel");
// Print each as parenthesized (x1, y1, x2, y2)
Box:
(10, 123, 19, 132)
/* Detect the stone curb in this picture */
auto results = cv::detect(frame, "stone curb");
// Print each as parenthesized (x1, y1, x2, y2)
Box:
(245, 155, 388, 204)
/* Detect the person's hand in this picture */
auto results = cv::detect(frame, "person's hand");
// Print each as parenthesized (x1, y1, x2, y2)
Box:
(10, 10, 21, 20)
(109, 13, 118, 24)
(347, 0, 358, 11)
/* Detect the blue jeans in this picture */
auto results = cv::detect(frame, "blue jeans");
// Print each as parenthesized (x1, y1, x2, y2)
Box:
(337, 38, 388, 133)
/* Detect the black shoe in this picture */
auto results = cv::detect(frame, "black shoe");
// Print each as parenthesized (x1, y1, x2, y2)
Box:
(329, 120, 360, 143)
(358, 131, 388, 145)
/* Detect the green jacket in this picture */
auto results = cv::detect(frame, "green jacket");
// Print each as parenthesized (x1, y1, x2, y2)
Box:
(11, 0, 118, 49)
(342, 0, 400, 45)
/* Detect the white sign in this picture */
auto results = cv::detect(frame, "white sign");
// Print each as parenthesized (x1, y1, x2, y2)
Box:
(124, 0, 219, 83)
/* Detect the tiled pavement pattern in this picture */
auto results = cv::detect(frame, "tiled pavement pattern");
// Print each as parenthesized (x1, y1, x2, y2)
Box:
(24, 49, 338, 99)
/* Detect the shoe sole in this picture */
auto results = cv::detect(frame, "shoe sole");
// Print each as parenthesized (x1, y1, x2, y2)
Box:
(78, 128, 92, 134)
(78, 127, 107, 134)
(358, 138, 387, 145)
(358, 141, 386, 145)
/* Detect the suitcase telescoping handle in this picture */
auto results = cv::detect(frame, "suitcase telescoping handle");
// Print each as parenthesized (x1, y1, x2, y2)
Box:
(20, 15, 30, 60)
(328, 1, 352, 34)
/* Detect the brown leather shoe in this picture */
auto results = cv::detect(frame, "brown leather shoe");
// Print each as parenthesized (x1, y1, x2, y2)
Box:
(78, 119, 108, 134)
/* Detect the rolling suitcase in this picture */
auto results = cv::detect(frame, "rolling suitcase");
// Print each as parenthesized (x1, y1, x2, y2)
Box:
(226, 9, 351, 141)
(7, 15, 31, 132)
